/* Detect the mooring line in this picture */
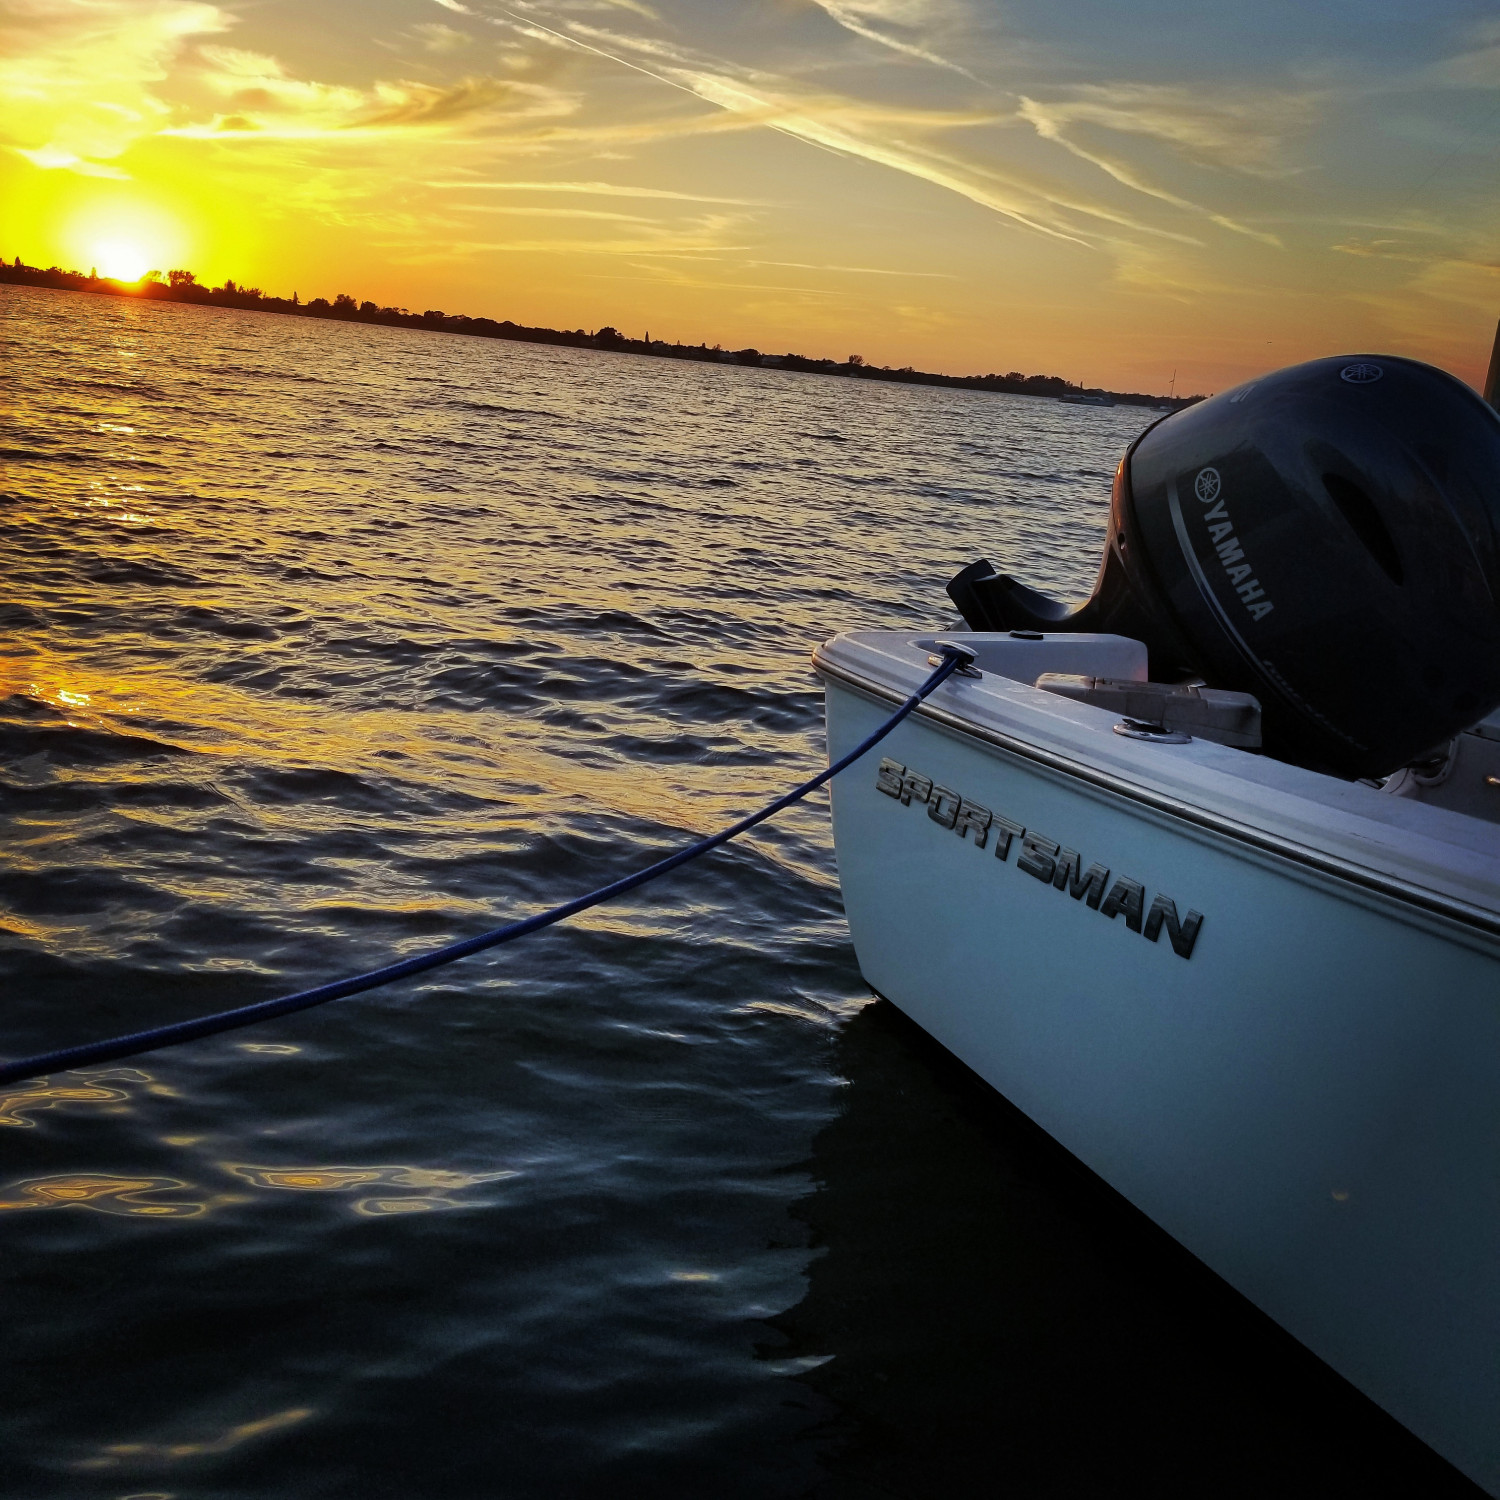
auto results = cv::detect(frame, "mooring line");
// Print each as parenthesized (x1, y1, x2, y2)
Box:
(0, 644, 974, 1087)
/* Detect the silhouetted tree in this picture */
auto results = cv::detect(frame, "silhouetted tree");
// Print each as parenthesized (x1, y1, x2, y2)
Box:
(0, 252, 1191, 404)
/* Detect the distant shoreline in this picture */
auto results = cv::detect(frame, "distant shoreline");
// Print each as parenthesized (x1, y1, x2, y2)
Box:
(1, 257, 1200, 409)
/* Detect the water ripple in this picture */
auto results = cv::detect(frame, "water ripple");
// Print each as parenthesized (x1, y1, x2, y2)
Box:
(0, 282, 1151, 1498)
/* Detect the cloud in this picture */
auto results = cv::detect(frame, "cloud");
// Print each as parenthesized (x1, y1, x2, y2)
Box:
(537, 0, 663, 18)
(424, 177, 768, 203)
(590, 265, 846, 296)
(357, 76, 536, 128)
(389, 226, 754, 262)
(806, 0, 974, 77)
(0, 0, 229, 175)
(1017, 94, 1283, 244)
(413, 23, 471, 53)
(450, 201, 657, 220)
(1330, 237, 1433, 263)
(198, 45, 365, 117)
(1423, 19, 1500, 88)
(481, 15, 1258, 251)
(1017, 83, 1317, 177)
(426, 0, 1329, 273)
(538, 25, 1172, 246)
(171, 46, 578, 138)
(1433, 45, 1500, 88)
(744, 258, 955, 277)
(12, 145, 131, 177)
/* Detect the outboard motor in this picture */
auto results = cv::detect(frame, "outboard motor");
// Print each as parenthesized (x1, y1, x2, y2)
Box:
(949, 355, 1500, 778)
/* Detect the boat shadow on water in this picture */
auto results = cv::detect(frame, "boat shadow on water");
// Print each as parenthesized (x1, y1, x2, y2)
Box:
(768, 997, 1481, 1498)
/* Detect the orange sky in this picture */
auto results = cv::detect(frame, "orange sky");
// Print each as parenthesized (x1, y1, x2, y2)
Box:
(3, 0, 1498, 393)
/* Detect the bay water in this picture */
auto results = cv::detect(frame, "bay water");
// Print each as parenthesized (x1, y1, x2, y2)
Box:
(0, 285, 1473, 1497)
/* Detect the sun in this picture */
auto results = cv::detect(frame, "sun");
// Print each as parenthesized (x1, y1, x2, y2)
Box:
(63, 196, 192, 283)
(92, 239, 154, 282)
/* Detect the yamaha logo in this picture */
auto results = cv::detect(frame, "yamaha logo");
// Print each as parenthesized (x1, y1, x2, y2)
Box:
(1185, 466, 1275, 621)
(1340, 362, 1383, 384)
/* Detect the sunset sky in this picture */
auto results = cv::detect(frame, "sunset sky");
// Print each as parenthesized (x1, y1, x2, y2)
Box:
(3, 0, 1498, 392)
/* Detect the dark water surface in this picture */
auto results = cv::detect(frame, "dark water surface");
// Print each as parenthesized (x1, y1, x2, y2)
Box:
(0, 285, 1475, 1498)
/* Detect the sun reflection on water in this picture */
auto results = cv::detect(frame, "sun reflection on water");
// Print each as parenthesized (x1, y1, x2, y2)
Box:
(224, 1162, 517, 1216)
(0, 1084, 129, 1128)
(73, 1407, 314, 1471)
(0, 619, 825, 853)
(0, 1175, 205, 1217)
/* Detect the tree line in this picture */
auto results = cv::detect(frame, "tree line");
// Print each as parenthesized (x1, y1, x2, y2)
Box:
(0, 257, 1197, 407)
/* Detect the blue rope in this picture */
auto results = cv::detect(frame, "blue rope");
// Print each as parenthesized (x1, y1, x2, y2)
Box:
(0, 646, 969, 1087)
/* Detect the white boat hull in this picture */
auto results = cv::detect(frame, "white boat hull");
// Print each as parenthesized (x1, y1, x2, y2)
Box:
(820, 631, 1500, 1493)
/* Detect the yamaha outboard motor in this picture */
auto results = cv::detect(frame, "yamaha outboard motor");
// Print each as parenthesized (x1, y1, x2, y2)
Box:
(948, 355, 1500, 778)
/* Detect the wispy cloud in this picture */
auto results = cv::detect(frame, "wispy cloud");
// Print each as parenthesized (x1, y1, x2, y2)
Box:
(357, 76, 544, 128)
(1330, 237, 1434, 263)
(1423, 19, 1500, 88)
(481, 13, 1249, 248)
(12, 145, 130, 177)
(424, 177, 769, 204)
(391, 229, 754, 261)
(1016, 94, 1285, 245)
(582, 262, 847, 296)
(1018, 83, 1318, 177)
(450, 201, 657, 220)
(744, 259, 956, 277)
(412, 23, 472, 54)
(165, 46, 578, 139)
(806, 0, 974, 78)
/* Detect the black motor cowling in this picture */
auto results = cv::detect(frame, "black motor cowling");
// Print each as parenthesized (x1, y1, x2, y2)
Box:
(948, 355, 1500, 779)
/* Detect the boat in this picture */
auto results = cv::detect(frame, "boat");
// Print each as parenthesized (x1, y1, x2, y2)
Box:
(1059, 392, 1115, 407)
(816, 351, 1500, 1493)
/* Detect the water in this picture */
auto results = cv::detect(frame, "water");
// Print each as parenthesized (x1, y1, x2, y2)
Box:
(0, 285, 1475, 1498)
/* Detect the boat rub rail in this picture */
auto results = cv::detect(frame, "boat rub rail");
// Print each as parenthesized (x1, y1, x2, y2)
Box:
(814, 649, 1500, 945)
(876, 757, 1205, 960)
